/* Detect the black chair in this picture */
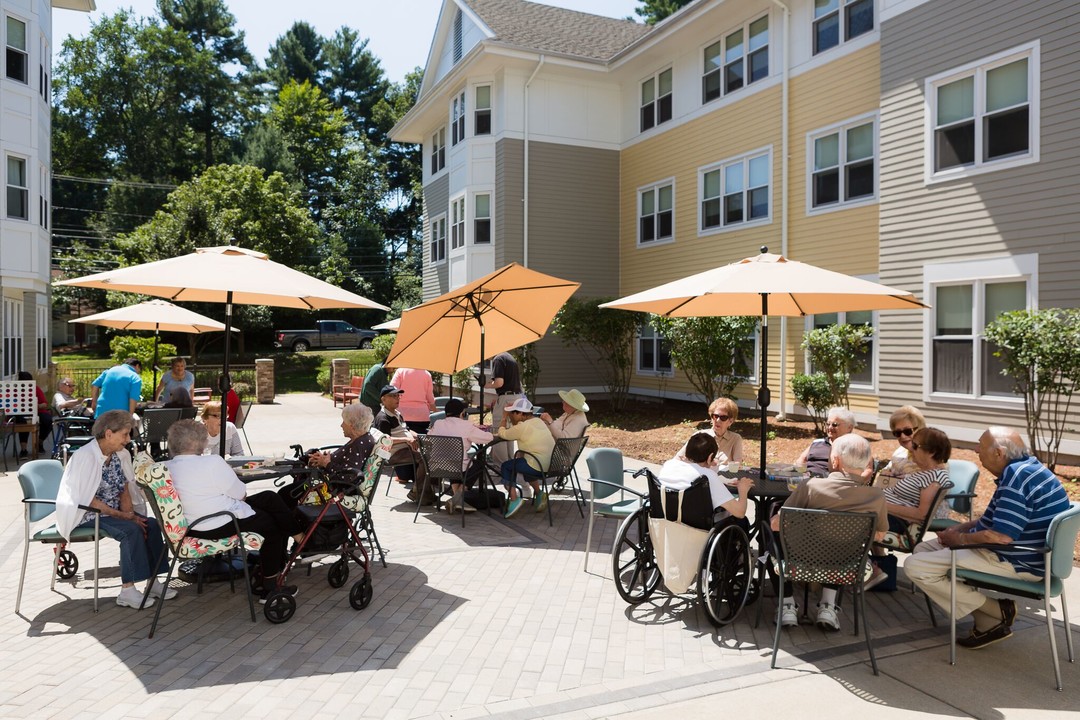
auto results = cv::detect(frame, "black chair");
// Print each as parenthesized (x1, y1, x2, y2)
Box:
(51, 414, 94, 465)
(416, 435, 466, 526)
(771, 508, 880, 675)
(140, 408, 183, 459)
(517, 436, 589, 526)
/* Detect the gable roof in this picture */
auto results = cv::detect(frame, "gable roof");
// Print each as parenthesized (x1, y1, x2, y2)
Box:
(465, 0, 652, 62)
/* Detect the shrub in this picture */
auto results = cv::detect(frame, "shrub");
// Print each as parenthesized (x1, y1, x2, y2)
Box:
(650, 315, 757, 410)
(316, 368, 332, 394)
(109, 335, 176, 368)
(790, 372, 833, 435)
(452, 369, 474, 404)
(552, 297, 640, 410)
(801, 322, 875, 408)
(511, 343, 540, 397)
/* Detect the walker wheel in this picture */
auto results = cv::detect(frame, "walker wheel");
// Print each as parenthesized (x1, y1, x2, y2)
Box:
(349, 576, 373, 610)
(56, 549, 78, 579)
(264, 591, 296, 623)
(327, 559, 349, 588)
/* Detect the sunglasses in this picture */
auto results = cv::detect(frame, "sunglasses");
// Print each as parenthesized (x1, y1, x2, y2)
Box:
(825, 422, 843, 428)
(710, 414, 730, 422)
(892, 427, 915, 438)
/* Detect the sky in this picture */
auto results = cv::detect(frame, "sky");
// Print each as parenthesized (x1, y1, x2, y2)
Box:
(52, 0, 643, 84)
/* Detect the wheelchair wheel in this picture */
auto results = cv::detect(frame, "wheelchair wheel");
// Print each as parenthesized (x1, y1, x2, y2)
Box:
(327, 559, 349, 588)
(264, 591, 296, 624)
(612, 508, 661, 604)
(349, 575, 373, 610)
(55, 549, 78, 579)
(698, 523, 752, 627)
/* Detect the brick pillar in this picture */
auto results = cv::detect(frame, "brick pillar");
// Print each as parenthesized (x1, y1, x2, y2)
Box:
(331, 358, 350, 393)
(255, 358, 275, 403)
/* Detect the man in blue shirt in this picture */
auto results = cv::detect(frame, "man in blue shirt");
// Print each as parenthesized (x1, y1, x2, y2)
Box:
(906, 426, 1070, 649)
(90, 358, 143, 418)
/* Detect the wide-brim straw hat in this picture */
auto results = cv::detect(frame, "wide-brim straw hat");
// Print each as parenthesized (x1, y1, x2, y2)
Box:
(558, 389, 589, 413)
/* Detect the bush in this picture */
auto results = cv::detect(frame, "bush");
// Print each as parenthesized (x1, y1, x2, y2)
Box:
(372, 334, 395, 363)
(110, 335, 176, 368)
(552, 297, 640, 410)
(650, 315, 757, 410)
(452, 369, 474, 404)
(232, 381, 252, 399)
(790, 372, 833, 435)
(316, 368, 332, 394)
(801, 323, 875, 408)
(511, 343, 540, 397)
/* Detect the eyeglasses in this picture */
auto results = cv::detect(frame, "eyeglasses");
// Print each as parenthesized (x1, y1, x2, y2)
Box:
(710, 414, 730, 422)
(892, 427, 915, 438)
(206, 413, 221, 417)
(825, 422, 842, 428)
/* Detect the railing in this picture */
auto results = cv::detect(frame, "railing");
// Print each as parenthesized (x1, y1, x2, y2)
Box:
(55, 363, 257, 401)
(348, 361, 374, 379)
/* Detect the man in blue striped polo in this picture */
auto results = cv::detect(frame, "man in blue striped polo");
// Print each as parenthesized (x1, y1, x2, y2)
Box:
(906, 426, 1071, 649)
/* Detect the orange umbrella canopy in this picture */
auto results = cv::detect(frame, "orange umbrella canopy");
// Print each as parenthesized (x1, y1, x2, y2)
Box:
(386, 263, 580, 375)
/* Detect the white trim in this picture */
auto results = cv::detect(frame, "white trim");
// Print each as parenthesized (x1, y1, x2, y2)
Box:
(635, 325, 674, 378)
(803, 306, 879, 394)
(429, 212, 448, 266)
(638, 65, 674, 134)
(805, 111, 879, 216)
(923, 40, 1040, 185)
(471, 188, 493, 246)
(636, 176, 676, 248)
(697, 145, 773, 237)
(810, 0, 877, 58)
(448, 193, 466, 255)
(700, 10, 772, 107)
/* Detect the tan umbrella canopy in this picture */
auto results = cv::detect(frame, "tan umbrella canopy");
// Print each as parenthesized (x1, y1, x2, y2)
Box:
(601, 247, 929, 474)
(372, 317, 400, 332)
(70, 299, 232, 392)
(386, 263, 580, 422)
(57, 246, 388, 454)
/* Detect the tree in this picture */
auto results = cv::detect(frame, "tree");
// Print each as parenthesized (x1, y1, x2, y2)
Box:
(650, 315, 758, 410)
(263, 21, 326, 95)
(634, 0, 694, 24)
(551, 298, 641, 411)
(323, 27, 390, 143)
(984, 308, 1080, 471)
(798, 322, 875, 408)
(790, 372, 833, 436)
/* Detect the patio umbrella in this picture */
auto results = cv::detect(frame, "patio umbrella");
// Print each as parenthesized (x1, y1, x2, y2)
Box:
(372, 317, 400, 331)
(385, 263, 580, 423)
(57, 246, 388, 455)
(70, 299, 231, 393)
(600, 247, 929, 475)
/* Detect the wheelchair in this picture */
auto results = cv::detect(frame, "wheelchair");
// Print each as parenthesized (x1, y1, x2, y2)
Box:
(611, 468, 755, 627)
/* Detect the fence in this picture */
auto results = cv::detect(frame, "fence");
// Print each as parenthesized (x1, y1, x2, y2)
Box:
(55, 363, 257, 402)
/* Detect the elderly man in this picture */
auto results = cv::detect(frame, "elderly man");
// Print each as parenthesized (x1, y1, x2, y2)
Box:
(167, 420, 302, 602)
(428, 398, 494, 514)
(772, 433, 888, 630)
(54, 377, 92, 418)
(905, 426, 1071, 649)
(497, 397, 554, 519)
(373, 384, 429, 502)
(795, 407, 872, 479)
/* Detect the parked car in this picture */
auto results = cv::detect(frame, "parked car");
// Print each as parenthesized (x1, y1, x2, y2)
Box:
(274, 320, 378, 352)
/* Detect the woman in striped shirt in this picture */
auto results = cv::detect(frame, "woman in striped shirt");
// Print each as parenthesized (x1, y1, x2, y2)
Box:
(883, 426, 951, 534)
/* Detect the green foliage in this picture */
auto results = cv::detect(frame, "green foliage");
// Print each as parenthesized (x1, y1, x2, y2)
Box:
(801, 322, 875, 408)
(790, 372, 834, 435)
(650, 315, 757, 409)
(511, 343, 541, 397)
(109, 335, 176, 367)
(316, 368, 332, 394)
(984, 308, 1080, 471)
(552, 297, 640, 411)
(371, 334, 395, 363)
(452, 370, 474, 405)
(635, 0, 694, 24)
(231, 381, 251, 399)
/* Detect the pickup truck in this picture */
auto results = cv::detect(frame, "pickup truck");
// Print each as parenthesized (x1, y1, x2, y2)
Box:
(274, 320, 378, 352)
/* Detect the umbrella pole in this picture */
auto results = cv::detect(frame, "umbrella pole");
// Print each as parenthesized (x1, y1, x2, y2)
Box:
(758, 294, 771, 477)
(219, 292, 232, 458)
(152, 326, 159, 401)
(477, 322, 486, 426)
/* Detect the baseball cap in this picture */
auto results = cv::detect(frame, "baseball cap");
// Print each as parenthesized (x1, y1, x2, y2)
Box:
(380, 384, 404, 398)
(505, 397, 534, 414)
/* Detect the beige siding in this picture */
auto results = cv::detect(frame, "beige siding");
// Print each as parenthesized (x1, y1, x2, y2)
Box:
(421, 173, 450, 300)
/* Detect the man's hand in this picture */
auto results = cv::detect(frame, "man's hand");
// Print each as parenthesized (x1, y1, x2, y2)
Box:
(735, 476, 754, 498)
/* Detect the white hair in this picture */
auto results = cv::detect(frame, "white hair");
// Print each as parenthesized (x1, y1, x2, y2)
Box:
(827, 407, 855, 429)
(342, 403, 374, 433)
(831, 433, 871, 473)
(987, 426, 1027, 460)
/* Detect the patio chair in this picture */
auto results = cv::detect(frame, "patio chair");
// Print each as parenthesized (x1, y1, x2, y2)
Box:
(139, 408, 183, 460)
(234, 401, 253, 455)
(875, 480, 953, 555)
(928, 459, 980, 532)
(771, 508, 879, 676)
(133, 453, 262, 638)
(582, 448, 643, 572)
(416, 434, 464, 525)
(434, 396, 463, 410)
(50, 412, 94, 465)
(17, 459, 110, 613)
(191, 387, 212, 405)
(517, 435, 589, 526)
(332, 376, 363, 407)
(948, 502, 1080, 690)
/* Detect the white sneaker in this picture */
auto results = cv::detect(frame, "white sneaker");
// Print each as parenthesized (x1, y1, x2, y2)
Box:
(780, 602, 799, 627)
(816, 603, 841, 631)
(147, 579, 178, 600)
(116, 586, 153, 609)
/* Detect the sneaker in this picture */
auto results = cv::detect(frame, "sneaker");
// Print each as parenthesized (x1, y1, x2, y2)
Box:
(259, 584, 299, 605)
(999, 598, 1017, 627)
(116, 586, 153, 609)
(780, 602, 799, 627)
(533, 492, 548, 513)
(147, 579, 179, 600)
(815, 603, 841, 631)
(504, 498, 526, 519)
(957, 622, 1012, 649)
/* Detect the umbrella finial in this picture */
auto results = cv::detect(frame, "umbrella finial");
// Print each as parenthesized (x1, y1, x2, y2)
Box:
(760, 245, 769, 254)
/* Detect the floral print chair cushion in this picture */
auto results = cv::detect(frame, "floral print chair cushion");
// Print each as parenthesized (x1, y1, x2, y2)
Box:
(133, 452, 263, 557)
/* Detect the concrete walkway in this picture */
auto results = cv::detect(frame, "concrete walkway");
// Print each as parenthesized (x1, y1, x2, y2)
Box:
(2, 394, 1077, 719)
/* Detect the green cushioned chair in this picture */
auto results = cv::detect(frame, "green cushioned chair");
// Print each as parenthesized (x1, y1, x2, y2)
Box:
(17, 459, 110, 614)
(583, 448, 643, 573)
(928, 459, 980, 532)
(948, 502, 1080, 690)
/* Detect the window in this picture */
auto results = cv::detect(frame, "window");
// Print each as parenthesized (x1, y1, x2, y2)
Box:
(430, 215, 446, 263)
(809, 116, 876, 210)
(450, 197, 465, 250)
(451, 90, 465, 145)
(6, 156, 28, 220)
(925, 254, 1035, 401)
(36, 304, 47, 371)
(700, 151, 770, 231)
(928, 44, 1037, 178)
(703, 15, 769, 103)
(474, 85, 491, 136)
(808, 311, 875, 388)
(638, 181, 673, 246)
(640, 68, 672, 132)
(38, 36, 47, 100)
(638, 326, 672, 375)
(474, 194, 490, 244)
(813, 0, 873, 55)
(452, 10, 463, 64)
(38, 165, 47, 229)
(431, 127, 445, 174)
(5, 16, 27, 84)
(2, 297, 23, 378)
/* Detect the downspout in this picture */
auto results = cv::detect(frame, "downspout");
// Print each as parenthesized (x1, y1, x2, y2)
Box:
(771, 0, 790, 420)
(523, 55, 545, 267)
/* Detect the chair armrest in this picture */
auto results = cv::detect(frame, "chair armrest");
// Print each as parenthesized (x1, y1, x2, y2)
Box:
(187, 510, 245, 539)
(949, 541, 1050, 555)
(22, 498, 57, 507)
(588, 478, 646, 499)
(946, 491, 977, 500)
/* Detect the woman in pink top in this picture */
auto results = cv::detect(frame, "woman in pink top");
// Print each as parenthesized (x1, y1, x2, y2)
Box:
(390, 367, 437, 433)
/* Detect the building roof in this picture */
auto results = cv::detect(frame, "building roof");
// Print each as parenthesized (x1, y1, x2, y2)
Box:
(465, 0, 652, 62)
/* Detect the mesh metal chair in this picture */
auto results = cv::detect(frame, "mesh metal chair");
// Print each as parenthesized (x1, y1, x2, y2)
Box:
(51, 414, 94, 465)
(518, 436, 589, 525)
(233, 401, 253, 455)
(139, 408, 183, 459)
(771, 508, 879, 675)
(416, 434, 466, 525)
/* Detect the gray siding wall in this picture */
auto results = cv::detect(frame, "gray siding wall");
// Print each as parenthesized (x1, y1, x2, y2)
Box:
(877, 0, 1080, 434)
(421, 173, 450, 300)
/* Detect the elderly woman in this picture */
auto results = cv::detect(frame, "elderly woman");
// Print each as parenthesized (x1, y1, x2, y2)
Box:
(877, 405, 926, 486)
(539, 389, 589, 440)
(675, 396, 744, 467)
(795, 407, 872, 479)
(55, 410, 176, 609)
(200, 400, 243, 455)
(166, 420, 300, 601)
(277, 403, 377, 508)
(155, 357, 194, 404)
(884, 426, 951, 531)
